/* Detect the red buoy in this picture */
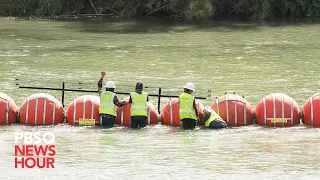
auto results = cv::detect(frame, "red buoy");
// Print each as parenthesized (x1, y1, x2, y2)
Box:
(255, 93, 300, 127)
(161, 98, 204, 127)
(65, 95, 100, 125)
(116, 102, 159, 126)
(19, 93, 64, 125)
(302, 93, 320, 127)
(210, 93, 254, 126)
(0, 92, 18, 125)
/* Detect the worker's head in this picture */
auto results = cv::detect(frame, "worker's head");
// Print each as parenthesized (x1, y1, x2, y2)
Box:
(183, 82, 195, 94)
(135, 81, 143, 93)
(203, 106, 212, 121)
(105, 81, 116, 92)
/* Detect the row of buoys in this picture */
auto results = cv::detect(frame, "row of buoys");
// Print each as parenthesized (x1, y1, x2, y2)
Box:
(0, 93, 160, 126)
(1, 92, 320, 127)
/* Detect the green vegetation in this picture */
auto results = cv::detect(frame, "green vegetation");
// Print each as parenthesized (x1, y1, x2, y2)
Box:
(1, 0, 320, 20)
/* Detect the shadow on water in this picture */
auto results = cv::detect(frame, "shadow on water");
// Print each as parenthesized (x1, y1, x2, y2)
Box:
(71, 19, 258, 34)
(52, 16, 320, 34)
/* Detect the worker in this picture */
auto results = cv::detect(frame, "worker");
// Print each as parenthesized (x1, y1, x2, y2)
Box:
(98, 72, 124, 128)
(179, 82, 199, 130)
(127, 81, 149, 129)
(203, 106, 227, 129)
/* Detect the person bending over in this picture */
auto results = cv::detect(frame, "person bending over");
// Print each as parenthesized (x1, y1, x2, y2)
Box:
(203, 106, 227, 129)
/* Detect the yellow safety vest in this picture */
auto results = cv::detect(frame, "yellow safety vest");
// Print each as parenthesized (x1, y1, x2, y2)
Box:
(179, 93, 197, 120)
(99, 91, 116, 116)
(205, 110, 221, 127)
(130, 92, 148, 117)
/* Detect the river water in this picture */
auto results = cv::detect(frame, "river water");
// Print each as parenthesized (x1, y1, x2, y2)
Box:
(0, 17, 320, 179)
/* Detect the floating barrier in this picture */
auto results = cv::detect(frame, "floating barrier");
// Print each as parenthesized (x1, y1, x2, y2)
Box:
(303, 93, 320, 127)
(255, 93, 300, 127)
(4, 81, 320, 128)
(19, 93, 64, 125)
(210, 93, 254, 126)
(65, 95, 100, 125)
(0, 92, 18, 125)
(161, 98, 204, 127)
(116, 102, 159, 126)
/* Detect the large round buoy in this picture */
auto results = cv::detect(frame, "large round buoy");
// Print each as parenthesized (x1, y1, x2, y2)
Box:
(161, 98, 204, 127)
(116, 102, 159, 126)
(210, 93, 254, 126)
(0, 92, 18, 125)
(255, 93, 300, 127)
(66, 95, 100, 125)
(19, 93, 64, 125)
(302, 93, 320, 127)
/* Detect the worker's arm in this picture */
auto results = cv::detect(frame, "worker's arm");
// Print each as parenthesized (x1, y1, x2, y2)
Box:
(113, 95, 124, 107)
(97, 78, 103, 95)
(120, 95, 131, 105)
(98, 72, 106, 95)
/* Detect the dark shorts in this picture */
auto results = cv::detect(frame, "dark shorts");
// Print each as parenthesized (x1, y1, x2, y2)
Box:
(207, 119, 227, 129)
(100, 115, 116, 128)
(131, 116, 147, 128)
(181, 118, 197, 130)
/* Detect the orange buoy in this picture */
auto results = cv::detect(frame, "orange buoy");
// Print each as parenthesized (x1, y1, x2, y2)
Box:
(66, 95, 100, 125)
(116, 102, 159, 126)
(161, 98, 204, 127)
(210, 93, 254, 126)
(0, 92, 18, 125)
(302, 93, 320, 127)
(197, 100, 204, 125)
(255, 93, 300, 127)
(19, 93, 64, 125)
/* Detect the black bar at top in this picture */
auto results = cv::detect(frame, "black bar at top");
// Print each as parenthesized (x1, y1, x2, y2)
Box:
(18, 85, 206, 99)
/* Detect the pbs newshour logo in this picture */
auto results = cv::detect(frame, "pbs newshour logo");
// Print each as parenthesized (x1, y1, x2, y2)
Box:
(14, 132, 56, 168)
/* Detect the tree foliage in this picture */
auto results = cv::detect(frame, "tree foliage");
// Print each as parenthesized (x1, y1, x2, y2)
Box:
(1, 0, 320, 19)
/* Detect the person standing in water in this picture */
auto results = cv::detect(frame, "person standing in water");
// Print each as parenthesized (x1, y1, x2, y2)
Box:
(179, 82, 199, 130)
(127, 81, 149, 129)
(98, 72, 124, 127)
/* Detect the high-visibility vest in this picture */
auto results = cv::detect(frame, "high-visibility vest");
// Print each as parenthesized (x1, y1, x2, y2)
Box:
(179, 93, 197, 120)
(99, 91, 116, 116)
(205, 110, 222, 127)
(130, 92, 148, 117)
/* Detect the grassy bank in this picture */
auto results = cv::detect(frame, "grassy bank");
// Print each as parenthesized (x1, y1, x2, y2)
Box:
(1, 0, 320, 20)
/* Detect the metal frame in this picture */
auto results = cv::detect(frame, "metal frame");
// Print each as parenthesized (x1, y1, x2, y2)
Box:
(17, 81, 207, 114)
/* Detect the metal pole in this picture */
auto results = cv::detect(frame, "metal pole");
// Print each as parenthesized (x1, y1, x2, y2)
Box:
(158, 87, 161, 114)
(62, 82, 65, 108)
(18, 85, 207, 99)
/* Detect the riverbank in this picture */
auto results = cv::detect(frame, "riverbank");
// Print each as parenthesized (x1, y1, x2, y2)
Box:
(1, 13, 320, 180)
(2, 0, 320, 20)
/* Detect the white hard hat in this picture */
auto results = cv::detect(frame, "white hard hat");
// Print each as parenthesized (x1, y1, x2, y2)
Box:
(105, 81, 116, 88)
(183, 82, 195, 91)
